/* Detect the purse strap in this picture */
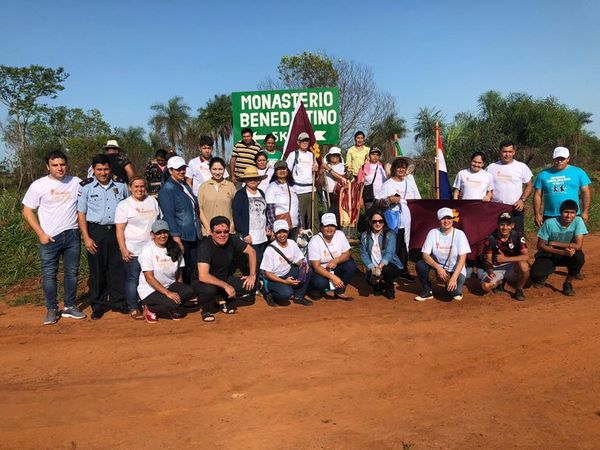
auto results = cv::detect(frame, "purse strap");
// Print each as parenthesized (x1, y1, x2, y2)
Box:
(268, 243, 297, 267)
(318, 233, 336, 260)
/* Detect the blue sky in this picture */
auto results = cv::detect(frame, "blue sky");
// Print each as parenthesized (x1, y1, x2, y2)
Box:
(2, 0, 599, 156)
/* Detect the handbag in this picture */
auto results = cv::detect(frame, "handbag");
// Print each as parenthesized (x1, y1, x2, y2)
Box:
(362, 164, 379, 203)
(268, 244, 310, 283)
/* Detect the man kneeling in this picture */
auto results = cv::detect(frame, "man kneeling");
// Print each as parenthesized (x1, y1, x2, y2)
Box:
(480, 212, 529, 301)
(530, 200, 587, 296)
(193, 216, 256, 322)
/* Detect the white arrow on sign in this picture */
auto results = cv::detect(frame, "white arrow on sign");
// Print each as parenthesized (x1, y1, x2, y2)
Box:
(315, 130, 326, 141)
(254, 134, 266, 141)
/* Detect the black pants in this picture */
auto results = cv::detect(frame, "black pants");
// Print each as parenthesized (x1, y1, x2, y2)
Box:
(182, 239, 199, 284)
(530, 251, 585, 281)
(368, 264, 403, 292)
(142, 282, 196, 315)
(87, 223, 126, 313)
(395, 228, 408, 271)
(192, 275, 253, 313)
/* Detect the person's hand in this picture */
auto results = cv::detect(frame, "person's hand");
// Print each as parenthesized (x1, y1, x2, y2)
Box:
(313, 162, 319, 173)
(38, 233, 55, 245)
(564, 247, 576, 257)
(84, 237, 98, 254)
(224, 283, 236, 298)
(243, 235, 253, 244)
(326, 260, 337, 270)
(241, 274, 256, 291)
(330, 275, 345, 289)
(496, 250, 508, 264)
(535, 213, 543, 228)
(120, 247, 134, 263)
(581, 211, 589, 223)
(486, 271, 496, 281)
(166, 291, 181, 304)
(173, 237, 185, 251)
(389, 194, 402, 204)
(482, 196, 491, 202)
(286, 277, 301, 286)
(266, 228, 273, 238)
(447, 276, 458, 292)
(514, 199, 525, 211)
(436, 267, 449, 282)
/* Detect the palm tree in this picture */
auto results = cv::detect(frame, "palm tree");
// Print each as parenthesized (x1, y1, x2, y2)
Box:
(368, 112, 407, 160)
(198, 94, 233, 158)
(149, 96, 190, 154)
(413, 107, 444, 156)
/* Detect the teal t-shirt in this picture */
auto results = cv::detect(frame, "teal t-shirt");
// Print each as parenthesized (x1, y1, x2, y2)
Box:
(534, 165, 591, 217)
(264, 149, 282, 166)
(537, 216, 588, 244)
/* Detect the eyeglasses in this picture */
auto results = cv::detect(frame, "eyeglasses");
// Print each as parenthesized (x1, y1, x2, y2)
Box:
(172, 167, 187, 172)
(212, 230, 229, 235)
(371, 219, 384, 224)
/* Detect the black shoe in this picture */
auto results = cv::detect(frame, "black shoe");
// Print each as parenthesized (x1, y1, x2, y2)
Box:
(264, 293, 277, 307)
(532, 277, 547, 289)
(563, 282, 575, 296)
(384, 289, 395, 300)
(493, 281, 505, 294)
(514, 288, 525, 301)
(91, 309, 105, 320)
(293, 297, 313, 306)
(575, 272, 584, 280)
(398, 271, 416, 283)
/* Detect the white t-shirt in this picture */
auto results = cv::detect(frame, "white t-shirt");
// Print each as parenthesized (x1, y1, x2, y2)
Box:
(362, 163, 385, 197)
(247, 191, 267, 245)
(376, 177, 421, 228)
(260, 240, 304, 277)
(265, 182, 300, 228)
(22, 175, 82, 237)
(370, 232, 383, 265)
(453, 168, 494, 200)
(421, 227, 471, 276)
(186, 156, 229, 196)
(325, 162, 346, 193)
(286, 150, 314, 194)
(308, 230, 351, 267)
(137, 241, 185, 300)
(114, 196, 161, 256)
(486, 160, 533, 205)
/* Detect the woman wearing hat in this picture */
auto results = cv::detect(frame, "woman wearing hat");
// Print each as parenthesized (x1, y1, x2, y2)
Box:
(321, 146, 347, 220)
(357, 147, 387, 211)
(137, 220, 196, 323)
(260, 219, 313, 306)
(198, 157, 237, 236)
(115, 176, 160, 319)
(233, 165, 270, 274)
(414, 207, 471, 302)
(307, 213, 357, 300)
(265, 160, 302, 240)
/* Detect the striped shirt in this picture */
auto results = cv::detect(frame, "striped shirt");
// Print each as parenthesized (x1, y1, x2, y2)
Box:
(232, 140, 261, 178)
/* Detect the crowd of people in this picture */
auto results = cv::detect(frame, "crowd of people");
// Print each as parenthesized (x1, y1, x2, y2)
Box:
(21, 129, 592, 325)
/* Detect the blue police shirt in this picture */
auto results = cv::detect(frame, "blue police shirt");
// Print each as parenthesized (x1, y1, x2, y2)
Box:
(534, 165, 591, 217)
(77, 177, 129, 225)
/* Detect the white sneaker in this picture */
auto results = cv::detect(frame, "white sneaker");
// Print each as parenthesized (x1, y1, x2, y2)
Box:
(452, 294, 463, 301)
(414, 291, 433, 302)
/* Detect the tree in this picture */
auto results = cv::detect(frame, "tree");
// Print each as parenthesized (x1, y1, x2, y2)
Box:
(261, 52, 396, 147)
(149, 96, 190, 154)
(0, 65, 69, 187)
(368, 112, 408, 161)
(113, 126, 153, 174)
(198, 94, 233, 158)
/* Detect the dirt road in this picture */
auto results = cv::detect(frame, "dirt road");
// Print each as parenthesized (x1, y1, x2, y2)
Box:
(1, 237, 599, 449)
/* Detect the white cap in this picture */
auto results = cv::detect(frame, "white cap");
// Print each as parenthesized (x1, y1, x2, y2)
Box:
(553, 146, 570, 159)
(437, 207, 454, 220)
(328, 147, 342, 156)
(273, 220, 289, 233)
(167, 156, 187, 169)
(321, 213, 337, 227)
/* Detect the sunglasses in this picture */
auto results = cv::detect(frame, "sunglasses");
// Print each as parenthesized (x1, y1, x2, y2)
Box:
(371, 219, 384, 224)
(212, 230, 230, 235)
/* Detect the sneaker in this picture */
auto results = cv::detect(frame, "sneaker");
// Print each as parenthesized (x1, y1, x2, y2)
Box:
(384, 289, 395, 300)
(492, 282, 505, 294)
(293, 296, 313, 306)
(62, 306, 86, 320)
(514, 288, 525, 301)
(143, 305, 158, 323)
(170, 311, 182, 321)
(563, 282, 575, 296)
(398, 271, 416, 283)
(264, 293, 278, 307)
(129, 309, 144, 320)
(414, 291, 433, 302)
(452, 294, 463, 301)
(43, 309, 59, 325)
(533, 282, 544, 289)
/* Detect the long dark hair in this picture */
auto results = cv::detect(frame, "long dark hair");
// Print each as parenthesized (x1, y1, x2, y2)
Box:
(270, 166, 295, 186)
(367, 209, 388, 232)
(165, 235, 182, 262)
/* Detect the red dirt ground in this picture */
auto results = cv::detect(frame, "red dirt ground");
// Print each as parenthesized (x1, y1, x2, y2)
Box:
(1, 237, 600, 449)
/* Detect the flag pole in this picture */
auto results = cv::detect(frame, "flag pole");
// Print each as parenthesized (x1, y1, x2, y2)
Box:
(435, 121, 440, 200)
(311, 171, 316, 233)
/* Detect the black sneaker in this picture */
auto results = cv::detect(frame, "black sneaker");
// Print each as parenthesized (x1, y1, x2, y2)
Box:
(563, 282, 575, 296)
(493, 281, 505, 294)
(294, 297, 313, 306)
(414, 291, 433, 302)
(398, 271, 416, 283)
(514, 288, 525, 301)
(384, 289, 395, 300)
(264, 293, 278, 307)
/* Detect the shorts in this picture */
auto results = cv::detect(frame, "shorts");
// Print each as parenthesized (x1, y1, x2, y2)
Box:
(478, 263, 517, 284)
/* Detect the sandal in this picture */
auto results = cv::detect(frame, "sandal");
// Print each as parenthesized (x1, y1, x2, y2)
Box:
(335, 293, 353, 301)
(219, 302, 236, 314)
(129, 309, 144, 320)
(201, 311, 215, 322)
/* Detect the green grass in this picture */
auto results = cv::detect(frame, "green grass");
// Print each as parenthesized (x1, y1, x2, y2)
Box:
(7, 294, 43, 307)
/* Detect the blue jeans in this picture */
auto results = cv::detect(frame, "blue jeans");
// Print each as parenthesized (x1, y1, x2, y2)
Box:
(309, 259, 357, 294)
(39, 229, 81, 310)
(416, 259, 466, 296)
(265, 265, 312, 302)
(123, 257, 141, 310)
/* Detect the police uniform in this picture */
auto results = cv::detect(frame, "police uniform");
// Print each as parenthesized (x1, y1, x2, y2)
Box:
(77, 176, 129, 315)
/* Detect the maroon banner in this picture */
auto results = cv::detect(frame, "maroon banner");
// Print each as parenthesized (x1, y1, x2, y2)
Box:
(282, 100, 317, 159)
(406, 200, 513, 257)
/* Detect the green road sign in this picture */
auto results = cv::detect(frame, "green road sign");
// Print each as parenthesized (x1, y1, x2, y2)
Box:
(232, 87, 340, 146)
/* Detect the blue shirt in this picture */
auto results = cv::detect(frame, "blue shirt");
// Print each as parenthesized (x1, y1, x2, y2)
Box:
(77, 177, 129, 225)
(534, 165, 591, 217)
(537, 216, 588, 244)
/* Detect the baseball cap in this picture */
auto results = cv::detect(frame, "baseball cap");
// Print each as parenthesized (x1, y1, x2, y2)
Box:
(273, 220, 289, 233)
(297, 132, 310, 141)
(273, 160, 288, 170)
(437, 207, 454, 220)
(553, 146, 570, 159)
(321, 213, 337, 227)
(498, 212, 513, 223)
(151, 219, 170, 233)
(167, 156, 187, 169)
(369, 147, 382, 154)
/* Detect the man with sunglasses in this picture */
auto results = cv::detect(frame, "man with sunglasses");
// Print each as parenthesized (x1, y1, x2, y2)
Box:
(193, 216, 257, 322)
